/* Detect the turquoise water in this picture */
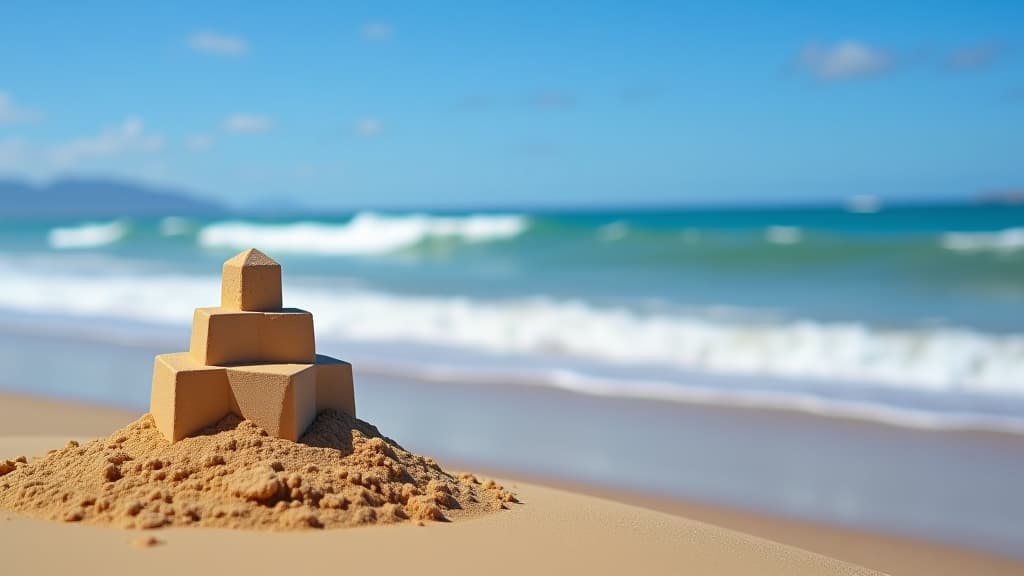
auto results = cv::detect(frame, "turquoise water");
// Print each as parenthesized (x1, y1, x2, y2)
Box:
(2, 203, 1024, 429)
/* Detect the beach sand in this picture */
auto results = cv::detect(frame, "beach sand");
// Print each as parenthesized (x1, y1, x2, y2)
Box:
(6, 324, 1024, 560)
(0, 393, 885, 576)
(2, 394, 1022, 575)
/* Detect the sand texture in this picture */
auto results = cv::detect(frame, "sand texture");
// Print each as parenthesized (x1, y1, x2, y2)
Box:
(0, 435, 878, 576)
(6, 393, 1023, 575)
(0, 410, 512, 530)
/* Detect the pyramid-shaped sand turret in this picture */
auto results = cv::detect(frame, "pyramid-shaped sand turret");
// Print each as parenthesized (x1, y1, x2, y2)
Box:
(150, 248, 355, 442)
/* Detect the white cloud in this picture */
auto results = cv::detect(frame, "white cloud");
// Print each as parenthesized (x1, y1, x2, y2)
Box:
(799, 41, 891, 81)
(0, 92, 42, 125)
(49, 118, 164, 168)
(185, 133, 215, 152)
(355, 117, 382, 136)
(188, 31, 248, 56)
(362, 22, 393, 41)
(224, 114, 271, 134)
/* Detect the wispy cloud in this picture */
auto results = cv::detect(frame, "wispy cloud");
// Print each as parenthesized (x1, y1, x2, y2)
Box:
(224, 114, 271, 134)
(947, 41, 1003, 72)
(532, 91, 576, 109)
(0, 91, 42, 125)
(188, 31, 248, 56)
(50, 118, 163, 168)
(798, 41, 892, 81)
(362, 22, 394, 42)
(185, 133, 215, 152)
(355, 117, 382, 136)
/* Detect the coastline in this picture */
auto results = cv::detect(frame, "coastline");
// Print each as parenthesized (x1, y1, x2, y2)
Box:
(484, 469, 1024, 576)
(2, 392, 1022, 575)
(3, 316, 1024, 558)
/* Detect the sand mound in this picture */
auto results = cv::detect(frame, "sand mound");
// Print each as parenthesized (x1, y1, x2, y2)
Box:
(0, 410, 515, 530)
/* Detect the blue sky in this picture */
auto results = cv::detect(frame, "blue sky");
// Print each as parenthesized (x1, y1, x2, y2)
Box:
(0, 1, 1021, 209)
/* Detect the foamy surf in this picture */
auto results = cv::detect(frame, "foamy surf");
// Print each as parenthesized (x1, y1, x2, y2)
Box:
(1, 256, 1024, 432)
(765, 226, 802, 245)
(6, 202, 1024, 435)
(941, 227, 1024, 254)
(348, 356, 1024, 435)
(47, 221, 128, 249)
(197, 212, 530, 256)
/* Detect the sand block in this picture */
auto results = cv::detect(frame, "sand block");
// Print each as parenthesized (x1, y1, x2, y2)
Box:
(190, 307, 315, 366)
(259, 309, 315, 364)
(226, 364, 317, 442)
(150, 353, 231, 442)
(314, 354, 356, 418)
(189, 307, 262, 366)
(221, 248, 283, 312)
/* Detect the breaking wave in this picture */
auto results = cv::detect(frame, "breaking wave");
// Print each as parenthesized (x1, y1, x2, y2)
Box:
(1, 258, 1023, 406)
(197, 212, 529, 256)
(765, 225, 802, 245)
(47, 221, 128, 249)
(941, 228, 1024, 254)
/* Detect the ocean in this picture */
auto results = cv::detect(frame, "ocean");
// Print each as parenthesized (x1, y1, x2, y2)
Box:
(2, 203, 1024, 432)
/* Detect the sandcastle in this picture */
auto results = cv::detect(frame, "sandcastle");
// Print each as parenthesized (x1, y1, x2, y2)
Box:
(150, 248, 355, 442)
(1, 252, 515, 530)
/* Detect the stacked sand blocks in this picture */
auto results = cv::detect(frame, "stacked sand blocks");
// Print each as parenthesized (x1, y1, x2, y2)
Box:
(150, 248, 355, 442)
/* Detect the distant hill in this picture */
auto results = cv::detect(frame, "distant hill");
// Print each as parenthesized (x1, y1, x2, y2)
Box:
(0, 177, 227, 218)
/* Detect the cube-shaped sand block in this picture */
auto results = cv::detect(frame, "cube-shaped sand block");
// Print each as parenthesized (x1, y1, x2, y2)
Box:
(150, 353, 232, 442)
(260, 309, 316, 364)
(190, 307, 261, 365)
(190, 307, 315, 366)
(315, 354, 356, 418)
(226, 364, 317, 442)
(221, 248, 282, 312)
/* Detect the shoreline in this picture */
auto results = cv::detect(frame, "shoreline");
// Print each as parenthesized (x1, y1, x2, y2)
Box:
(4, 311, 1024, 437)
(3, 323, 1024, 558)
(471, 466, 1024, 576)
(2, 322, 1024, 561)
(2, 392, 1022, 575)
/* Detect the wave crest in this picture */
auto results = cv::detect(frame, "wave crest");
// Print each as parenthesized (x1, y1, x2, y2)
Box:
(197, 212, 529, 256)
(48, 221, 128, 249)
(941, 228, 1024, 254)
(1, 258, 1022, 397)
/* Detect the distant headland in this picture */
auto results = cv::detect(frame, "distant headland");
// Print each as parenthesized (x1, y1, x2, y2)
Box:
(0, 177, 226, 219)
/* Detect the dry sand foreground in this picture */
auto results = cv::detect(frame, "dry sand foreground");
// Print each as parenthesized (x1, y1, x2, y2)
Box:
(0, 394, 879, 576)
(1, 437, 874, 576)
(3, 394, 1024, 575)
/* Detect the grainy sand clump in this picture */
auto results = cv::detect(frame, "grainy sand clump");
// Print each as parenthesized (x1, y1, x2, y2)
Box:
(0, 410, 515, 530)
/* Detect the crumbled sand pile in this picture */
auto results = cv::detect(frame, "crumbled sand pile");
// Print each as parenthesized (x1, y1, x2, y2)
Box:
(0, 410, 515, 530)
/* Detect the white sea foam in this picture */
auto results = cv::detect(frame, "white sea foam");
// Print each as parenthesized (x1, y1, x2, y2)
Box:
(765, 225, 802, 245)
(941, 228, 1024, 254)
(598, 221, 629, 241)
(197, 212, 529, 256)
(47, 221, 128, 249)
(1, 258, 1023, 403)
(352, 360, 1024, 434)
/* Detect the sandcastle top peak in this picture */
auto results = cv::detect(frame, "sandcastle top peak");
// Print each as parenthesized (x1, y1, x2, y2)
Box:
(224, 248, 279, 268)
(220, 248, 283, 311)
